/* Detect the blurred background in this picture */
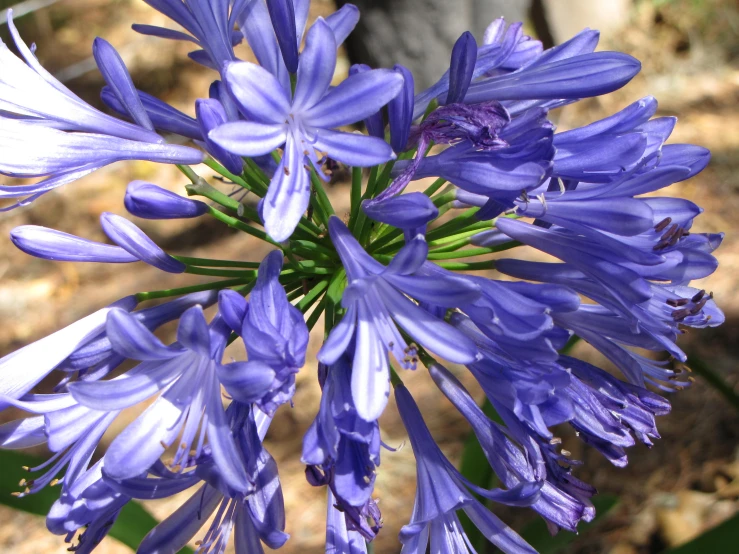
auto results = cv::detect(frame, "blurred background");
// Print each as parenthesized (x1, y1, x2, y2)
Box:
(0, 0, 737, 552)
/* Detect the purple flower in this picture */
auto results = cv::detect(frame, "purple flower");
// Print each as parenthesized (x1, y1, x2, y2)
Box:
(303, 356, 382, 540)
(209, 19, 403, 241)
(132, 403, 287, 553)
(428, 362, 593, 532)
(102, 85, 202, 140)
(238, 0, 359, 91)
(318, 217, 480, 420)
(133, 0, 247, 70)
(326, 488, 368, 553)
(413, 22, 639, 120)
(67, 305, 273, 492)
(395, 384, 540, 553)
(221, 250, 310, 414)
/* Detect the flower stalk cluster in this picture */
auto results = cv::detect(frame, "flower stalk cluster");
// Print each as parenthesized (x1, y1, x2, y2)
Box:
(0, 2, 723, 553)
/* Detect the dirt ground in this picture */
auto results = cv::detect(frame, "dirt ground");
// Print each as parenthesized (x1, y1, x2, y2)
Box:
(0, 1, 737, 553)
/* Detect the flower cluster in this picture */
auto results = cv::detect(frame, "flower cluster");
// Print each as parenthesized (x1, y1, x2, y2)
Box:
(0, 2, 723, 553)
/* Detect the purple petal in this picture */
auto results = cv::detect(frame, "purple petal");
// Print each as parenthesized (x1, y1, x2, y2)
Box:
(100, 212, 185, 273)
(209, 120, 287, 157)
(106, 308, 182, 361)
(0, 416, 46, 449)
(137, 485, 222, 554)
(69, 358, 182, 410)
(362, 192, 438, 229)
(378, 281, 479, 364)
(293, 18, 337, 112)
(325, 4, 360, 45)
(204, 374, 249, 492)
(352, 301, 390, 421)
(177, 306, 211, 356)
(262, 134, 312, 242)
(218, 289, 248, 334)
(92, 38, 154, 132)
(195, 98, 244, 175)
(312, 129, 396, 167)
(464, 52, 641, 103)
(10, 225, 137, 263)
(217, 360, 276, 404)
(388, 64, 414, 153)
(223, 61, 291, 123)
(305, 68, 404, 128)
(0, 296, 137, 403)
(318, 304, 358, 365)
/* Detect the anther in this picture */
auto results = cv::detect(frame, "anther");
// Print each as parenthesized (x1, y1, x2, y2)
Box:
(654, 217, 672, 232)
(691, 290, 706, 303)
(666, 298, 689, 307)
(660, 223, 679, 242)
(283, 167, 290, 176)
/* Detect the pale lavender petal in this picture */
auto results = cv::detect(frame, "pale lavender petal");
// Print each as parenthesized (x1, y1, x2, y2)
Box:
(209, 120, 287, 156)
(293, 19, 336, 112)
(312, 129, 396, 167)
(263, 134, 312, 243)
(305, 69, 404, 128)
(223, 61, 291, 123)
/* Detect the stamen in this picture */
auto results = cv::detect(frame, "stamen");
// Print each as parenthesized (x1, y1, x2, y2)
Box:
(654, 217, 672, 232)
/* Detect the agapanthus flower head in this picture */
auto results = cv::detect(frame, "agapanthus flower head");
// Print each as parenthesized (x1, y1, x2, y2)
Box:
(0, 2, 725, 553)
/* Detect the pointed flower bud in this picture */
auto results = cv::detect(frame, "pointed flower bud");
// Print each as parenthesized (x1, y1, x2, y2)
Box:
(124, 181, 208, 220)
(445, 31, 477, 105)
(266, 0, 300, 73)
(100, 212, 186, 273)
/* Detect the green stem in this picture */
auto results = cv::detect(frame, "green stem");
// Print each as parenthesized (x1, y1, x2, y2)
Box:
(436, 260, 496, 271)
(428, 227, 492, 247)
(429, 236, 472, 254)
(309, 167, 336, 224)
(324, 269, 347, 338)
(349, 166, 363, 229)
(202, 158, 250, 190)
(135, 278, 252, 302)
(185, 266, 258, 279)
(295, 279, 330, 312)
(206, 206, 281, 247)
(185, 179, 261, 222)
(423, 177, 447, 197)
(306, 297, 327, 331)
(426, 247, 497, 260)
(432, 190, 457, 208)
(173, 256, 261, 269)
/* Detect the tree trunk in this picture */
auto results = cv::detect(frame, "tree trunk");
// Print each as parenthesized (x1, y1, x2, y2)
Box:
(336, 0, 531, 89)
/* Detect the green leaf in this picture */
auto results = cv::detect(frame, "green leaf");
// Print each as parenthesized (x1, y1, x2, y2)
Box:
(686, 355, 739, 413)
(519, 494, 619, 554)
(659, 512, 739, 554)
(0, 450, 193, 553)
